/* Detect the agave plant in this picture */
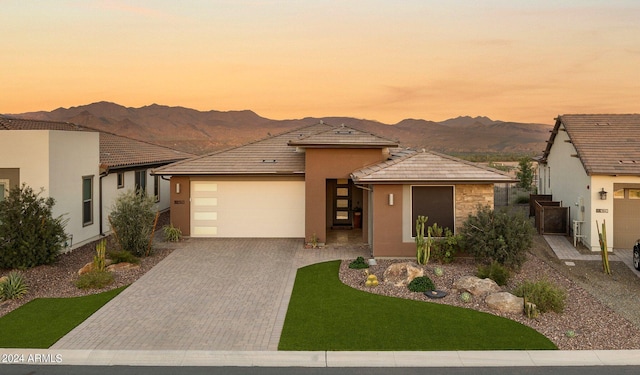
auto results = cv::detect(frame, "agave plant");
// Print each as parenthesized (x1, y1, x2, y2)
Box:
(0, 271, 29, 300)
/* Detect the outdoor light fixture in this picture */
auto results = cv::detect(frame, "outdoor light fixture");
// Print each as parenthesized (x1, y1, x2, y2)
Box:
(599, 188, 607, 200)
(388, 193, 394, 206)
(176, 183, 181, 194)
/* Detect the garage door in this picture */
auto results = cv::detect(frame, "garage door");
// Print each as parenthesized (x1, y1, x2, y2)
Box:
(190, 180, 305, 237)
(613, 187, 640, 249)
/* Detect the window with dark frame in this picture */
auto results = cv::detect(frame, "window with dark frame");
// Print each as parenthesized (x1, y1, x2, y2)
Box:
(135, 170, 147, 194)
(82, 176, 93, 226)
(117, 172, 124, 189)
(411, 186, 454, 237)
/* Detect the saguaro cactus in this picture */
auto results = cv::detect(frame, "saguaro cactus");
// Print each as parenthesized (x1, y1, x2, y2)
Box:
(416, 215, 431, 265)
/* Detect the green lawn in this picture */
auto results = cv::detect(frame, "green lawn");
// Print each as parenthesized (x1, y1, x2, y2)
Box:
(278, 261, 556, 351)
(0, 286, 126, 348)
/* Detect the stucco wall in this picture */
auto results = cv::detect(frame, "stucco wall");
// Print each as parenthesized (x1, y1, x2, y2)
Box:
(0, 131, 50, 191)
(304, 148, 386, 243)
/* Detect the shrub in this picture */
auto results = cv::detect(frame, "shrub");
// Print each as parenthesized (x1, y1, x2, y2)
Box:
(109, 190, 158, 257)
(163, 223, 182, 242)
(431, 227, 462, 263)
(107, 250, 140, 265)
(515, 195, 530, 204)
(407, 276, 436, 292)
(460, 205, 534, 270)
(0, 271, 29, 300)
(0, 184, 68, 269)
(476, 261, 511, 286)
(75, 270, 114, 289)
(348, 257, 369, 269)
(513, 279, 566, 313)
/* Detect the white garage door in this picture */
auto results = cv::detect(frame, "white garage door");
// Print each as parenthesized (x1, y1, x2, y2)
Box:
(190, 180, 305, 238)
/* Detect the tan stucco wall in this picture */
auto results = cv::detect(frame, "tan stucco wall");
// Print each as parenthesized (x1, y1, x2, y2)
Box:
(169, 176, 191, 236)
(304, 148, 385, 243)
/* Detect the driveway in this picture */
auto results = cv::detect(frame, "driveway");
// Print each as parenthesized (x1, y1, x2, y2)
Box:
(52, 238, 368, 351)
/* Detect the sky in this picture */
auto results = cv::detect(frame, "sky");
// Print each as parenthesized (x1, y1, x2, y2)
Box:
(2, 0, 639, 124)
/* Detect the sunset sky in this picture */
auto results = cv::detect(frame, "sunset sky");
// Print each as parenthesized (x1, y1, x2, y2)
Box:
(2, 0, 639, 124)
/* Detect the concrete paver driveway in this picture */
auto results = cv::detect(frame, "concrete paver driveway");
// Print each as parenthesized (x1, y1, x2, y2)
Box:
(52, 238, 368, 351)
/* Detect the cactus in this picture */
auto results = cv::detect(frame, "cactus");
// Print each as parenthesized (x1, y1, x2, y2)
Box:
(93, 239, 107, 272)
(460, 292, 471, 303)
(433, 267, 444, 277)
(415, 216, 431, 265)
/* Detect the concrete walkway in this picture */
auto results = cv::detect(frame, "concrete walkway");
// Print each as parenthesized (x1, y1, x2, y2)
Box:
(543, 235, 640, 278)
(52, 238, 368, 351)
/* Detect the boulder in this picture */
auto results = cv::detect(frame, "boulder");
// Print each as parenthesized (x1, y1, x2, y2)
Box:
(106, 262, 140, 272)
(452, 276, 501, 296)
(485, 292, 524, 314)
(383, 262, 424, 287)
(78, 262, 94, 275)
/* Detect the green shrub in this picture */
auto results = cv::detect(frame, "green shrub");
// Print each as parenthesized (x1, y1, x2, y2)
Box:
(476, 261, 511, 286)
(515, 195, 530, 204)
(0, 271, 29, 300)
(407, 276, 436, 292)
(109, 190, 157, 257)
(348, 257, 369, 269)
(107, 250, 140, 264)
(75, 270, 114, 289)
(513, 279, 566, 313)
(460, 205, 534, 270)
(431, 227, 462, 263)
(163, 223, 182, 242)
(0, 184, 68, 269)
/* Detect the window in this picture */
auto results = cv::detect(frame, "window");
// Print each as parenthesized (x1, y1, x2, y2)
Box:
(0, 179, 8, 202)
(135, 170, 147, 194)
(154, 175, 160, 202)
(411, 186, 454, 237)
(613, 189, 625, 199)
(117, 172, 124, 189)
(82, 176, 93, 226)
(629, 189, 640, 199)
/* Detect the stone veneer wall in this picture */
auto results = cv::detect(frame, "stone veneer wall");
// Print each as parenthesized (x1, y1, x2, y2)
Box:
(455, 184, 494, 228)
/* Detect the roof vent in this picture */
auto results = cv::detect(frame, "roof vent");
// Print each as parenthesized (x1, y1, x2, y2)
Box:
(262, 159, 277, 163)
(619, 160, 636, 164)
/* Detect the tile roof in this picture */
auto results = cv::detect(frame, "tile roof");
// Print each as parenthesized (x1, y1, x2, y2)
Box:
(287, 124, 398, 148)
(0, 116, 192, 169)
(541, 114, 640, 176)
(352, 150, 516, 184)
(153, 122, 334, 175)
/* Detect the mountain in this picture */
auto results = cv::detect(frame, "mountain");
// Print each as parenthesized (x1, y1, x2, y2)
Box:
(7, 102, 553, 156)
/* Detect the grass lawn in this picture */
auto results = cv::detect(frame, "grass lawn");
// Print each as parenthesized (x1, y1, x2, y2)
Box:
(0, 286, 126, 348)
(278, 261, 556, 351)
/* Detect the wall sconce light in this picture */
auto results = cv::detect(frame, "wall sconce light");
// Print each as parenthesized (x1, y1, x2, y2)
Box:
(176, 183, 181, 194)
(598, 188, 607, 200)
(388, 193, 394, 206)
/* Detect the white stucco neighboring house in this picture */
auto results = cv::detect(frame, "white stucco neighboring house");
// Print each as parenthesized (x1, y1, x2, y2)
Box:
(0, 116, 193, 250)
(537, 114, 640, 251)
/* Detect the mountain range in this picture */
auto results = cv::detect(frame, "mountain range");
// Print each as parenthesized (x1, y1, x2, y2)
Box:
(7, 102, 553, 156)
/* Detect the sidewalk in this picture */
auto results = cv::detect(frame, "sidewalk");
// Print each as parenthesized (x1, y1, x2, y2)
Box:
(2, 349, 640, 367)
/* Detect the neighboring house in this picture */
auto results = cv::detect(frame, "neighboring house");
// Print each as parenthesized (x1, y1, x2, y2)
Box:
(0, 116, 193, 250)
(537, 114, 640, 251)
(153, 122, 514, 257)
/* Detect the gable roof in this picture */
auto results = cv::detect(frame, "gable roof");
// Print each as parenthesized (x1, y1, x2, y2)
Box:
(0, 116, 193, 169)
(351, 150, 516, 184)
(541, 114, 640, 176)
(287, 124, 398, 148)
(153, 122, 334, 176)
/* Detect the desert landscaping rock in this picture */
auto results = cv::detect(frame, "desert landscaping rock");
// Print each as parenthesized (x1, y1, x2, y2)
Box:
(452, 275, 501, 296)
(485, 292, 524, 314)
(106, 262, 140, 272)
(383, 262, 424, 286)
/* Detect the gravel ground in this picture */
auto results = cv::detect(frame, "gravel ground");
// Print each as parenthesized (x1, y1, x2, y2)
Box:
(339, 235, 640, 350)
(0, 213, 173, 319)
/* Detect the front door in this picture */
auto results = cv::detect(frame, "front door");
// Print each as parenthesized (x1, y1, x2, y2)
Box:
(333, 179, 351, 227)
